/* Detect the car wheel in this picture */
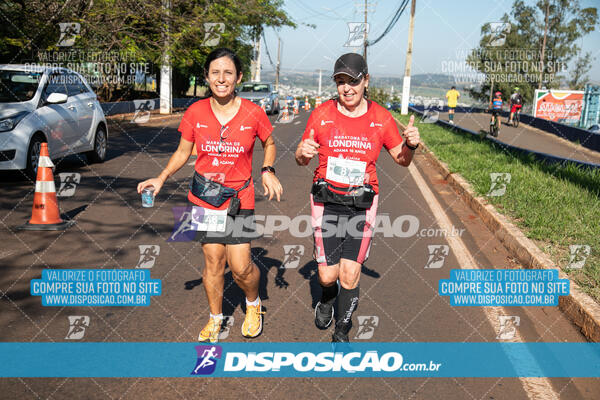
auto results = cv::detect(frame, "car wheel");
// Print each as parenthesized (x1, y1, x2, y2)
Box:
(86, 126, 107, 164)
(25, 135, 46, 179)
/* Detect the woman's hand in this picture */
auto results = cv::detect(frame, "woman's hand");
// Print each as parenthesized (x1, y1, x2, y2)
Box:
(262, 172, 283, 201)
(137, 177, 165, 196)
(299, 129, 319, 159)
(404, 115, 420, 148)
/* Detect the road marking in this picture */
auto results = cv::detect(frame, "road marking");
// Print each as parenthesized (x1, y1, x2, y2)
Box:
(407, 161, 559, 399)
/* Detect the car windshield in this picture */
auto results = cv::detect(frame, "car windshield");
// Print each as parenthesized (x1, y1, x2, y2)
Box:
(0, 70, 42, 103)
(240, 84, 270, 93)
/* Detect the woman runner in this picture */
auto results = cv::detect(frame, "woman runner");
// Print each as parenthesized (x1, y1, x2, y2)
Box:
(138, 48, 283, 342)
(295, 53, 420, 342)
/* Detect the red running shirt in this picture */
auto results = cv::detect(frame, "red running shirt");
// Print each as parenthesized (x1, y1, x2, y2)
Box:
(302, 99, 403, 194)
(179, 98, 273, 210)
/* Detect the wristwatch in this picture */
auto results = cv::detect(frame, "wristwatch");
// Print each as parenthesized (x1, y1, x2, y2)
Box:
(406, 142, 419, 151)
(261, 166, 276, 174)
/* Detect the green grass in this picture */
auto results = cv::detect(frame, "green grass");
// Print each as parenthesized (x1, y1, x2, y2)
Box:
(394, 112, 600, 302)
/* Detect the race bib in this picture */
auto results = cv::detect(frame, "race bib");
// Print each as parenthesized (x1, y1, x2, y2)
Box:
(325, 156, 366, 186)
(192, 207, 227, 232)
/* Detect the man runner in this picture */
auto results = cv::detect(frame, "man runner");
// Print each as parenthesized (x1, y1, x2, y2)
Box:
(445, 86, 460, 124)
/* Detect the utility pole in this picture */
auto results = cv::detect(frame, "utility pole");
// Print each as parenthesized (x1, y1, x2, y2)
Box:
(538, 0, 550, 89)
(251, 30, 262, 82)
(363, 0, 368, 61)
(160, 0, 172, 114)
(275, 37, 281, 92)
(400, 0, 416, 115)
(318, 69, 322, 96)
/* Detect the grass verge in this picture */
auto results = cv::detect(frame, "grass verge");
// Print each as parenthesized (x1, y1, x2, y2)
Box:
(394, 112, 600, 302)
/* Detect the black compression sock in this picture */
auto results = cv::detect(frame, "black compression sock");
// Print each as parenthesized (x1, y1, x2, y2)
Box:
(337, 286, 359, 327)
(320, 283, 338, 305)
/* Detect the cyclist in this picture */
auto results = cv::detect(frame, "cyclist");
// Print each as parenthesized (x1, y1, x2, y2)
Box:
(138, 48, 283, 343)
(445, 85, 460, 124)
(295, 53, 420, 342)
(508, 87, 523, 126)
(490, 91, 503, 134)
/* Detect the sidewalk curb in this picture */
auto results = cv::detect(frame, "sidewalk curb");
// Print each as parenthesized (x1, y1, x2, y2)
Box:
(397, 118, 600, 342)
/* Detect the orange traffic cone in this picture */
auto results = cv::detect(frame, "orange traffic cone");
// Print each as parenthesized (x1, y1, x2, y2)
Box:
(304, 96, 310, 111)
(281, 103, 290, 121)
(315, 96, 322, 108)
(18, 143, 74, 231)
(293, 100, 299, 115)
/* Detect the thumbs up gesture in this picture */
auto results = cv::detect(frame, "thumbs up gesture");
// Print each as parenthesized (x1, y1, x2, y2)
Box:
(300, 129, 320, 159)
(404, 115, 420, 149)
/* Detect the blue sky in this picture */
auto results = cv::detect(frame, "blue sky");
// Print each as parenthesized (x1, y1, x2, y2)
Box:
(262, 0, 600, 84)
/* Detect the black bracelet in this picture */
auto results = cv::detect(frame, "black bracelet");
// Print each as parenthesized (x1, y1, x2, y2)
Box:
(261, 166, 276, 174)
(406, 142, 419, 151)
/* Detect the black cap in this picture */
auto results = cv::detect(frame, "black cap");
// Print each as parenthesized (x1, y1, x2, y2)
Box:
(333, 53, 368, 80)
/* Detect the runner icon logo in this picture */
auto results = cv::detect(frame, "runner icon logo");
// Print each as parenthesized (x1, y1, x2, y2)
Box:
(57, 173, 81, 197)
(132, 100, 155, 124)
(136, 245, 160, 269)
(201, 173, 226, 197)
(487, 22, 511, 47)
(281, 245, 305, 269)
(202, 23, 225, 47)
(422, 102, 441, 124)
(218, 317, 234, 340)
(568, 245, 591, 269)
(487, 173, 511, 197)
(496, 316, 519, 340)
(425, 245, 449, 269)
(354, 316, 379, 340)
(192, 345, 222, 375)
(344, 22, 370, 47)
(57, 22, 80, 47)
(169, 207, 197, 242)
(65, 316, 90, 340)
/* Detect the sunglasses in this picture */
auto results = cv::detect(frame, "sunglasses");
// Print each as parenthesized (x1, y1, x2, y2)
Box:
(218, 125, 230, 154)
(334, 75, 363, 87)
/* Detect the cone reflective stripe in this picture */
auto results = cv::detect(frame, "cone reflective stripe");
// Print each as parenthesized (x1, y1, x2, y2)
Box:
(37, 155, 54, 168)
(18, 142, 74, 231)
(282, 103, 289, 121)
(35, 180, 57, 193)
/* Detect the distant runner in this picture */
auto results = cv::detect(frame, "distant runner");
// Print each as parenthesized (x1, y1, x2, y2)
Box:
(445, 86, 460, 124)
(295, 53, 420, 342)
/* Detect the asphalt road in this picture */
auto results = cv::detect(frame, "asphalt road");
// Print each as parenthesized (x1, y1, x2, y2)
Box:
(443, 110, 600, 165)
(0, 109, 598, 399)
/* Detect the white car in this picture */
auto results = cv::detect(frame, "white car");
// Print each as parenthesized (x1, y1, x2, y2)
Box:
(0, 65, 107, 177)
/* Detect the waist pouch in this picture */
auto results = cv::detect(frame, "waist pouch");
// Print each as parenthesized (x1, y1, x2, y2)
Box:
(190, 172, 251, 215)
(311, 179, 375, 209)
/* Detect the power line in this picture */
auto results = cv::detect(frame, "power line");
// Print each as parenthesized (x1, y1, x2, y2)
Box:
(367, 0, 409, 47)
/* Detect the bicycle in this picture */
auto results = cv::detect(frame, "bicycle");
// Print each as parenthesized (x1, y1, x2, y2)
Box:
(512, 108, 520, 127)
(489, 113, 499, 137)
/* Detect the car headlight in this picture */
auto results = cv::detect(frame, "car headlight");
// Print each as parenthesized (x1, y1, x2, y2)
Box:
(0, 111, 30, 132)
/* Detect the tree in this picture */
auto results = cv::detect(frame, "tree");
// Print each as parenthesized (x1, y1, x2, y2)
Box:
(568, 52, 593, 90)
(466, 0, 598, 104)
(0, 0, 295, 100)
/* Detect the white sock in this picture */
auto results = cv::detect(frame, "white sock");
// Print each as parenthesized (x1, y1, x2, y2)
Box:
(210, 313, 223, 320)
(246, 297, 260, 306)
